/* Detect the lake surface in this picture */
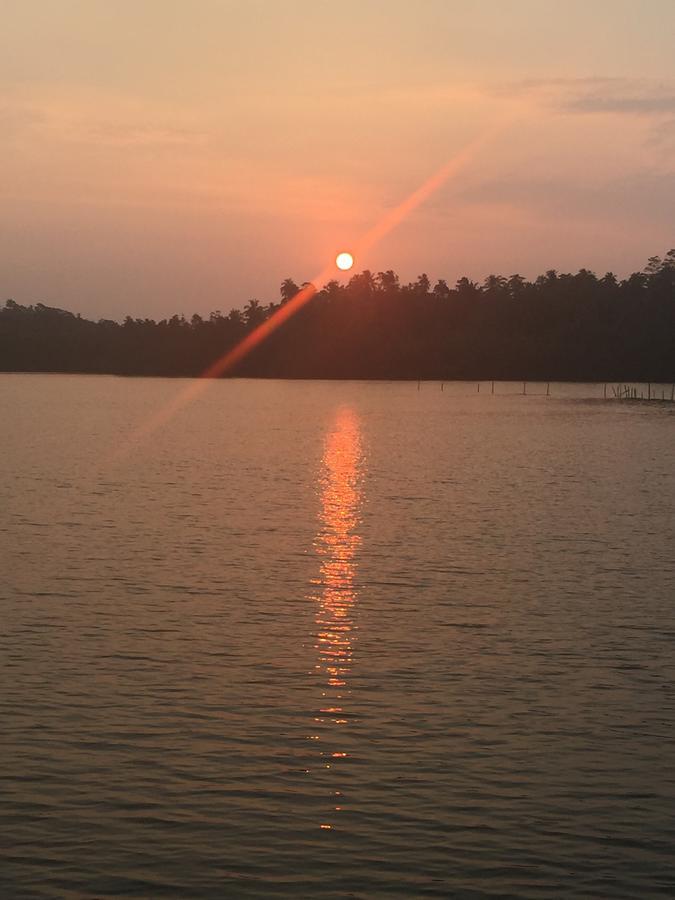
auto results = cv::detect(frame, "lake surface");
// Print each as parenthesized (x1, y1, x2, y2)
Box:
(2, 374, 675, 899)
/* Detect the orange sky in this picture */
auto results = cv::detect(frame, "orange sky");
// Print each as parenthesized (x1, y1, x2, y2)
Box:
(2, 0, 675, 319)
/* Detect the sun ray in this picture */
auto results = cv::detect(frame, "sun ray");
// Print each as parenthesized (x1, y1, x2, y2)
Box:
(108, 117, 514, 462)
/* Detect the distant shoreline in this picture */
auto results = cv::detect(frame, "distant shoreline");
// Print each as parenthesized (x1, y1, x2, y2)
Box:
(3, 256, 675, 382)
(2, 371, 674, 390)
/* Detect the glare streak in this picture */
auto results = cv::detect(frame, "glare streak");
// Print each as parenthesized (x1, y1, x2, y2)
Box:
(355, 129, 496, 257)
(110, 119, 511, 460)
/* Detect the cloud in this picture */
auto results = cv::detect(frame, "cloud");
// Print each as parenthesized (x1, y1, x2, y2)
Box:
(82, 122, 207, 147)
(0, 103, 46, 137)
(488, 76, 675, 117)
(493, 76, 618, 93)
(483, 77, 675, 155)
(459, 171, 675, 228)
(564, 90, 675, 116)
(0, 92, 210, 150)
(648, 116, 675, 148)
(554, 81, 675, 152)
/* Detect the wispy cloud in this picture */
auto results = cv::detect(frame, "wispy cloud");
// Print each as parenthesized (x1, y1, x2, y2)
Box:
(0, 103, 46, 137)
(0, 94, 209, 148)
(487, 76, 675, 117)
(82, 122, 207, 147)
(564, 88, 675, 116)
(481, 77, 675, 156)
(552, 80, 675, 154)
(648, 116, 675, 149)
(460, 171, 675, 227)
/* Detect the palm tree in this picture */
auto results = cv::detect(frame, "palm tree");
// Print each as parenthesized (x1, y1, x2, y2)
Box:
(280, 278, 299, 303)
(243, 299, 265, 328)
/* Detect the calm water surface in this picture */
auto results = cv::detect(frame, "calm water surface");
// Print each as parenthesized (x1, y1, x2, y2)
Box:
(2, 375, 675, 899)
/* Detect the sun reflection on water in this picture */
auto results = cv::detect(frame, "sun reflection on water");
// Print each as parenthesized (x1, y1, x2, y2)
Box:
(309, 406, 364, 830)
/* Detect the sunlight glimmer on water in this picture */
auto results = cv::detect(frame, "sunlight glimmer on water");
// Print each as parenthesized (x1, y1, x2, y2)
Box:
(308, 406, 364, 830)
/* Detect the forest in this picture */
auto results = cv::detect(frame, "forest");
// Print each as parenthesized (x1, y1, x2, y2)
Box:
(2, 251, 675, 381)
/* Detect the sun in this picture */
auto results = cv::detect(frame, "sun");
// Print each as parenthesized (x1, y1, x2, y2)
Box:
(335, 251, 354, 271)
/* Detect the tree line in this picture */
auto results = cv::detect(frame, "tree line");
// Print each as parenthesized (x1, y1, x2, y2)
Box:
(2, 251, 674, 381)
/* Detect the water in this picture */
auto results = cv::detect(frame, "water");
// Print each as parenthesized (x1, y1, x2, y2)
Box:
(2, 374, 675, 899)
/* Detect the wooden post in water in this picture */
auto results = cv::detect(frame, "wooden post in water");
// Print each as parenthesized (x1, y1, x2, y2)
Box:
(477, 382, 480, 393)
(546, 382, 551, 396)
(491, 380, 495, 395)
(441, 382, 444, 392)
(604, 383, 607, 400)
(523, 381, 527, 395)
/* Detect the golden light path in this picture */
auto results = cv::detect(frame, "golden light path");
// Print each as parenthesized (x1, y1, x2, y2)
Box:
(110, 118, 512, 460)
(308, 406, 363, 830)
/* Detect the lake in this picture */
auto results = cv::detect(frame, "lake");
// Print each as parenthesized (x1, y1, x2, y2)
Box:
(2, 374, 675, 898)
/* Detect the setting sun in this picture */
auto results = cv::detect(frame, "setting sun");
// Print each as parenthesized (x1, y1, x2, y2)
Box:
(336, 252, 354, 271)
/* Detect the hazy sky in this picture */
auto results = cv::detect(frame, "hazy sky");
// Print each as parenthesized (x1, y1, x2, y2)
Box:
(3, 0, 675, 319)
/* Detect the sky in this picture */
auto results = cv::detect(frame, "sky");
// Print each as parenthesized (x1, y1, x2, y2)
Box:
(2, 0, 675, 320)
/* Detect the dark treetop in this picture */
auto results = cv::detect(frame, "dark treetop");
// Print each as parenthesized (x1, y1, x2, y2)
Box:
(2, 252, 675, 381)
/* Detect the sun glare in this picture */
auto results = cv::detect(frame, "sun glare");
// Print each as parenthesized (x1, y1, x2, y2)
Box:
(336, 252, 354, 271)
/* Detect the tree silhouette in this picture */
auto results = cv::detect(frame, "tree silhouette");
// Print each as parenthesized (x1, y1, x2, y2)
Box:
(2, 251, 674, 382)
(280, 279, 299, 303)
